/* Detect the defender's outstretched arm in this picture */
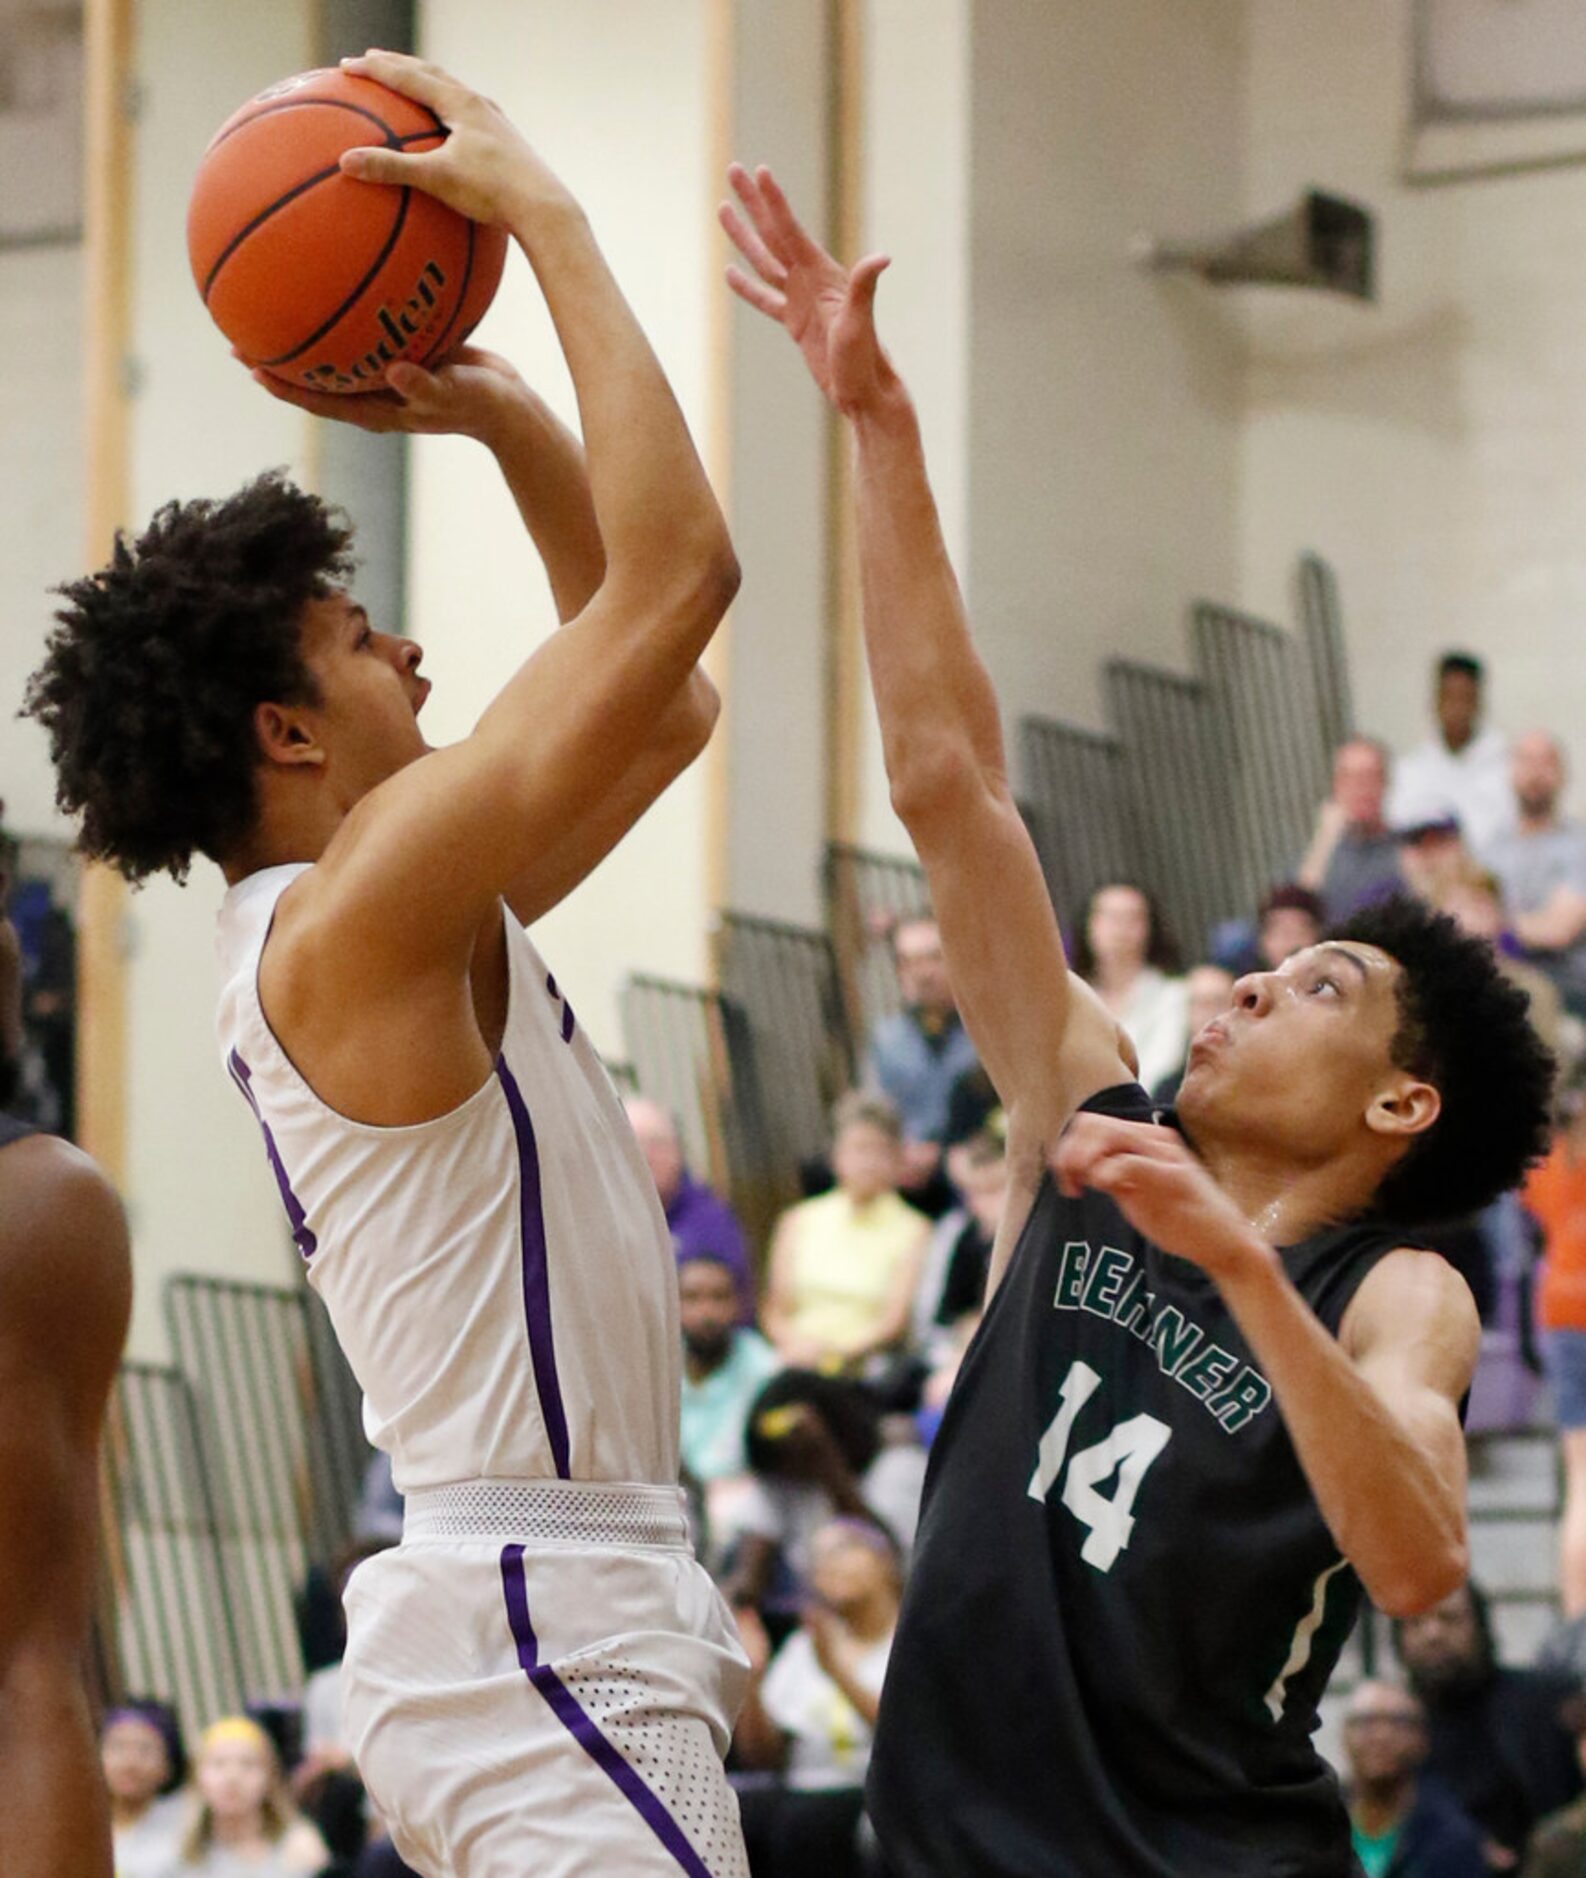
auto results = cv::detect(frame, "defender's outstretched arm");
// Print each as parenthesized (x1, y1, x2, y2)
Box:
(722, 166, 1129, 1182)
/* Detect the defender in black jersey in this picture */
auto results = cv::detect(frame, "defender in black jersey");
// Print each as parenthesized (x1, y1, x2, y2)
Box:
(722, 168, 1555, 1875)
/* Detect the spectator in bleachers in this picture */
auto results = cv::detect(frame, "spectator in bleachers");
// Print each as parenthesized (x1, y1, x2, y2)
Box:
(625, 1095, 754, 1318)
(173, 1716, 329, 1874)
(294, 1540, 396, 1812)
(1523, 1692, 1586, 1877)
(866, 915, 979, 1216)
(103, 1700, 189, 1878)
(679, 1249, 782, 1557)
(1523, 1078, 1586, 1620)
(732, 1518, 901, 1878)
(912, 1131, 1005, 1352)
(1440, 867, 1566, 1061)
(762, 1093, 929, 1376)
(1151, 964, 1236, 1105)
(1257, 883, 1326, 968)
(1341, 1678, 1487, 1877)
(1071, 882, 1188, 1095)
(1395, 1580, 1582, 1871)
(1397, 815, 1472, 911)
(1388, 651, 1515, 853)
(726, 1370, 922, 1610)
(1297, 738, 1406, 922)
(1483, 732, 1586, 1021)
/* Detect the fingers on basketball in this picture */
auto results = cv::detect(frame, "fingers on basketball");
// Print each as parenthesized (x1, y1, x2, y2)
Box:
(340, 49, 461, 116)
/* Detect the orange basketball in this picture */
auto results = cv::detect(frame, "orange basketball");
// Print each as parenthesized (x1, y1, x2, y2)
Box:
(187, 67, 508, 394)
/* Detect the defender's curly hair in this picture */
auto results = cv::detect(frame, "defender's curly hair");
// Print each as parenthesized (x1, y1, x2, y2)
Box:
(22, 472, 354, 884)
(1330, 896, 1555, 1226)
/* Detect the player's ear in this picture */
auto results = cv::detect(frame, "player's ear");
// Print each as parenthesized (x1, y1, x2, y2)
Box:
(254, 699, 326, 770)
(1364, 1075, 1440, 1143)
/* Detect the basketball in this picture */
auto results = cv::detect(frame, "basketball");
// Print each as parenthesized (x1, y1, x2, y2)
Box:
(186, 67, 508, 394)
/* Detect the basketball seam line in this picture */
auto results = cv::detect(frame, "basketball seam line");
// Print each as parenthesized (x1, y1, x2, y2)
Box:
(256, 186, 413, 370)
(204, 94, 442, 159)
(200, 127, 443, 304)
(418, 215, 477, 369)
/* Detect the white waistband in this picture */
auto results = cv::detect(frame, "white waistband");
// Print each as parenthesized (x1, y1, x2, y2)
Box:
(402, 1478, 691, 1551)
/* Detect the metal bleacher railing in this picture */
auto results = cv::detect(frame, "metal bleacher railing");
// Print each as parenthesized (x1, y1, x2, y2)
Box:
(96, 1276, 373, 1738)
(1017, 553, 1357, 957)
(716, 911, 856, 1206)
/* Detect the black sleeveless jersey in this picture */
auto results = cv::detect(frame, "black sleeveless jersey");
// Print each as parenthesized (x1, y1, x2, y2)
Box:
(867, 1082, 1405, 1878)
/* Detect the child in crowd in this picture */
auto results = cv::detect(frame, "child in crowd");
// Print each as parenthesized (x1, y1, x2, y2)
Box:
(170, 1716, 328, 1876)
(103, 1700, 188, 1878)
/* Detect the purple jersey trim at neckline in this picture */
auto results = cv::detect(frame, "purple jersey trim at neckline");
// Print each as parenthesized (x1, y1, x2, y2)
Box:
(227, 1050, 318, 1260)
(494, 1057, 572, 1479)
(498, 1544, 715, 1877)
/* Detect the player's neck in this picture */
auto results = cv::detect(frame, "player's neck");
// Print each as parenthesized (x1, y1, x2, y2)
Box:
(1193, 1134, 1382, 1248)
(223, 794, 345, 884)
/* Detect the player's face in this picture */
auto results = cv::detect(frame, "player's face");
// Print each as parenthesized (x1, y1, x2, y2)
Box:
(101, 1718, 171, 1804)
(295, 590, 431, 801)
(1176, 941, 1428, 1165)
(197, 1737, 274, 1820)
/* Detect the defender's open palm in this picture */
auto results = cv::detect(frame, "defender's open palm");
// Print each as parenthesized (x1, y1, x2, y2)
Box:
(721, 163, 893, 416)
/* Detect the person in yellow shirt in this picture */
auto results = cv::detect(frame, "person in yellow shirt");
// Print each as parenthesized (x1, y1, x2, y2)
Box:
(762, 1094, 930, 1374)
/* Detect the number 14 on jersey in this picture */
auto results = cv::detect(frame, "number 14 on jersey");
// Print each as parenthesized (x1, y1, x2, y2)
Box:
(1028, 1360, 1171, 1573)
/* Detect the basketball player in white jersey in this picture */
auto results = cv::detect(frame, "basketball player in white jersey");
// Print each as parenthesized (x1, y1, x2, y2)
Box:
(26, 54, 747, 1878)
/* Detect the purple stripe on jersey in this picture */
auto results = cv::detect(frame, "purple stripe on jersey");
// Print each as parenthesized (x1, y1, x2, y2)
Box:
(560, 1000, 576, 1045)
(227, 1050, 318, 1260)
(494, 1058, 572, 1479)
(498, 1545, 715, 1878)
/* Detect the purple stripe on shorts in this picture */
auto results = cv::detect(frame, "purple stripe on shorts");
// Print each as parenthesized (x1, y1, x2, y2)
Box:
(498, 1545, 714, 1878)
(227, 1050, 318, 1260)
(494, 1059, 572, 1479)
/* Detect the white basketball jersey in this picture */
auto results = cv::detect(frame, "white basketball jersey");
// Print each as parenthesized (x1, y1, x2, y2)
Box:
(215, 863, 681, 1491)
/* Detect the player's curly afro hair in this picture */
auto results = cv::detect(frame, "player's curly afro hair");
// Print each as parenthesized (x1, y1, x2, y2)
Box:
(22, 472, 354, 885)
(1330, 896, 1555, 1226)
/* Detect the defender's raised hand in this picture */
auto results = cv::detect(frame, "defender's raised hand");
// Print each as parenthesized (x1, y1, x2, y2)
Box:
(721, 163, 895, 416)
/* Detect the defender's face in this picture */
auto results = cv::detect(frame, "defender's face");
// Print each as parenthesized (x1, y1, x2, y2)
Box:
(1176, 942, 1415, 1163)
(297, 590, 431, 800)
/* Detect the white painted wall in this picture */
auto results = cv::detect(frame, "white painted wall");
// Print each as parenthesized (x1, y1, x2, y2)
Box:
(1240, 0, 1586, 786)
(966, 0, 1248, 739)
(117, 0, 319, 1357)
(0, 244, 81, 837)
(413, 0, 716, 1052)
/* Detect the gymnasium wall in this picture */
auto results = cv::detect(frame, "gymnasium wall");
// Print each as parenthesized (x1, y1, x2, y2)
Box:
(113, 0, 322, 1357)
(411, 0, 719, 1051)
(965, 0, 1248, 743)
(1238, 0, 1586, 795)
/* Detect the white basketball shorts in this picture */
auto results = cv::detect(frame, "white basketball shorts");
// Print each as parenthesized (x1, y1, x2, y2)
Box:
(340, 1480, 751, 1877)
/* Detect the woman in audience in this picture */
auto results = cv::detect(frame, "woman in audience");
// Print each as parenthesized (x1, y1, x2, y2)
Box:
(733, 1518, 903, 1878)
(103, 1699, 188, 1878)
(171, 1716, 329, 1875)
(1070, 881, 1188, 1093)
(761, 1092, 929, 1376)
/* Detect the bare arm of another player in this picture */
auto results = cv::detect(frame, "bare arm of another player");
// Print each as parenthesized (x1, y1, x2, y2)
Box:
(282, 57, 737, 981)
(720, 169, 1128, 1164)
(1054, 1118, 1473, 1615)
(0, 1137, 131, 1877)
(257, 347, 719, 927)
